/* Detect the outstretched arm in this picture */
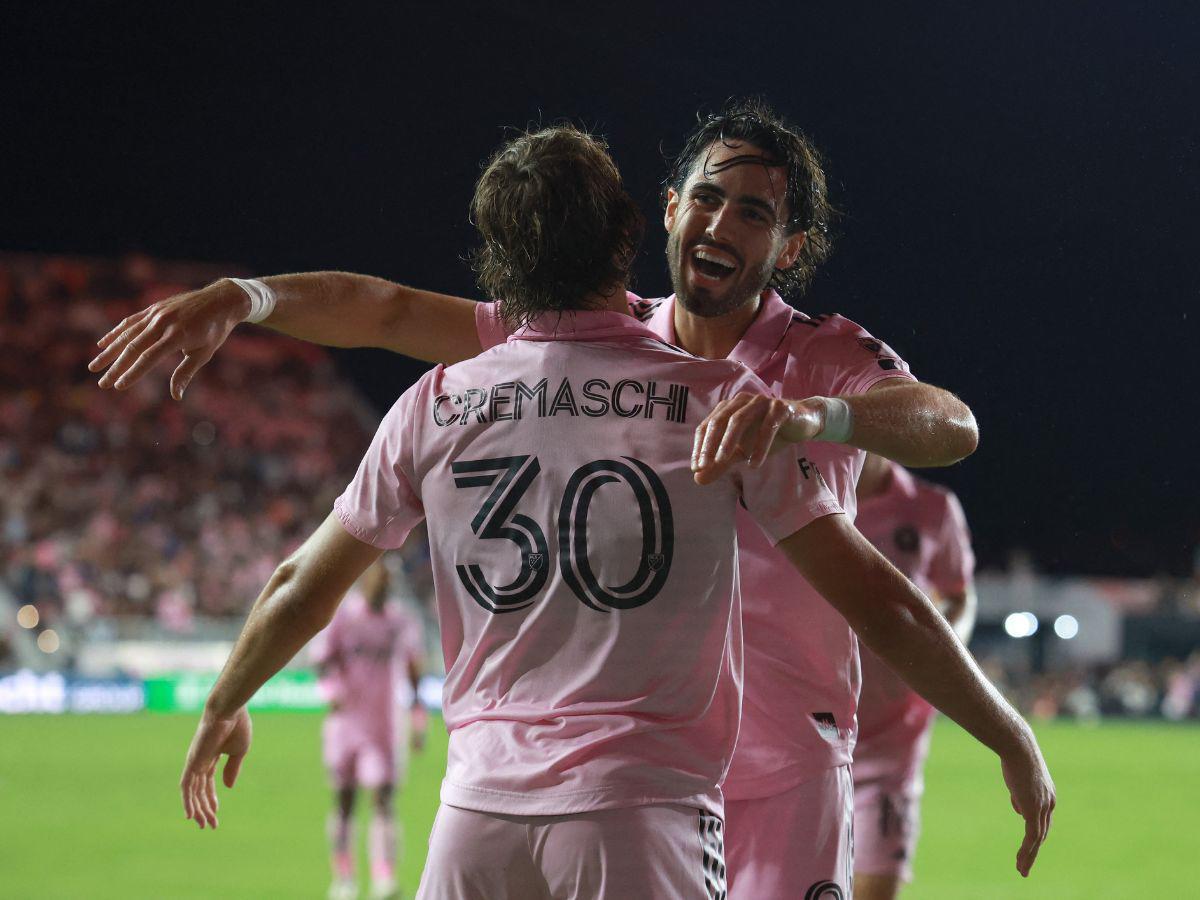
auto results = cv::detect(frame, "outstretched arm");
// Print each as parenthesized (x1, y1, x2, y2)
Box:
(179, 514, 382, 829)
(92, 272, 481, 399)
(777, 515, 1055, 878)
(691, 387, 977, 483)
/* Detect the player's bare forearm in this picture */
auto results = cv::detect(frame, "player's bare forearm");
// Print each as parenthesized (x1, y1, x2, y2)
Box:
(257, 272, 482, 362)
(779, 516, 1023, 757)
(690, 385, 976, 485)
(205, 515, 382, 717)
(843, 379, 979, 467)
(780, 515, 1054, 876)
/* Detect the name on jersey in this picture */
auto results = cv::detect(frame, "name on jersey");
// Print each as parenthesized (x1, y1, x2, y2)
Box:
(433, 377, 689, 426)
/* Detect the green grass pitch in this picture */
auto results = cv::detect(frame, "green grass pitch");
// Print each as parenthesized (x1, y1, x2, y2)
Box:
(2, 714, 1195, 898)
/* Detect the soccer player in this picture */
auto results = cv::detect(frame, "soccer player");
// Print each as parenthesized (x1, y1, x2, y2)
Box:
(313, 560, 426, 900)
(851, 453, 977, 900)
(175, 124, 1052, 899)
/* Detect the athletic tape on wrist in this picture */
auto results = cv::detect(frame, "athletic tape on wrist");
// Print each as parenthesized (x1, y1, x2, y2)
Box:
(229, 277, 278, 324)
(814, 396, 854, 443)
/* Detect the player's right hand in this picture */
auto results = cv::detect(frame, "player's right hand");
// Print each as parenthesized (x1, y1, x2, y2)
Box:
(180, 706, 253, 830)
(1000, 740, 1056, 877)
(90, 278, 251, 400)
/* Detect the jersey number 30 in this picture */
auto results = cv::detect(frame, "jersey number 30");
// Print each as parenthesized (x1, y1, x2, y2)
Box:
(451, 455, 674, 614)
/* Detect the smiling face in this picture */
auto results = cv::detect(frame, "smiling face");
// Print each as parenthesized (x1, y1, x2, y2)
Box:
(664, 140, 807, 318)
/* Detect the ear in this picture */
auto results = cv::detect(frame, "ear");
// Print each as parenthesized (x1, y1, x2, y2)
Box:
(664, 188, 680, 232)
(774, 230, 807, 272)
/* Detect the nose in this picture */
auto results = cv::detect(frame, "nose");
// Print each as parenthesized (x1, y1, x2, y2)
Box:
(704, 201, 735, 242)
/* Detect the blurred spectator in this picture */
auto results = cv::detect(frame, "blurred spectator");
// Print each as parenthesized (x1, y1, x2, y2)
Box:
(0, 253, 393, 634)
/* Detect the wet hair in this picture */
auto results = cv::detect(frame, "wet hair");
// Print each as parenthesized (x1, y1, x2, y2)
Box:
(470, 125, 644, 330)
(664, 97, 835, 299)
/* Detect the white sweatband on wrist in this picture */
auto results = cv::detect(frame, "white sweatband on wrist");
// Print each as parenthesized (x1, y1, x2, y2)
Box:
(229, 277, 277, 324)
(813, 396, 854, 443)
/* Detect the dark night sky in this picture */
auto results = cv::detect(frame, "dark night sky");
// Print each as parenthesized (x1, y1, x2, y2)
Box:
(3, 2, 1197, 576)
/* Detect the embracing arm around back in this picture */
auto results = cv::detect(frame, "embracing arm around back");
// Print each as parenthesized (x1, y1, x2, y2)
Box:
(91, 272, 481, 399)
(777, 514, 1054, 877)
(691, 383, 977, 483)
(842, 377, 979, 467)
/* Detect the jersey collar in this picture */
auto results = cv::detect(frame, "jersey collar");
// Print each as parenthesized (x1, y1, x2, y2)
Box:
(508, 309, 666, 344)
(652, 290, 797, 369)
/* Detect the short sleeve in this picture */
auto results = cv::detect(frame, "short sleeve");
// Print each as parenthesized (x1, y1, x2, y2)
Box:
(803, 314, 916, 398)
(475, 300, 509, 350)
(723, 366, 844, 544)
(927, 491, 975, 596)
(334, 386, 427, 550)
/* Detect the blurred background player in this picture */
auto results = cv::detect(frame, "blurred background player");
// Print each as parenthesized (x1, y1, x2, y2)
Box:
(311, 559, 427, 900)
(852, 452, 977, 899)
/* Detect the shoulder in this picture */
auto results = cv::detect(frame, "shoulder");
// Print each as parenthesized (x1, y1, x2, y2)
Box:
(779, 310, 911, 391)
(783, 311, 887, 353)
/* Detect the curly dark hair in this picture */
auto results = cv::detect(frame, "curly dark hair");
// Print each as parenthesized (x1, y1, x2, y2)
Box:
(470, 125, 644, 330)
(664, 97, 835, 300)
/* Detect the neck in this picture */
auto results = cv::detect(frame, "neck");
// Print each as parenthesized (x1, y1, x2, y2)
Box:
(672, 291, 764, 360)
(582, 283, 631, 316)
(856, 454, 894, 501)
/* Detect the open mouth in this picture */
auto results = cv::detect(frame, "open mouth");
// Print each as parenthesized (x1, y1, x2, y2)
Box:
(690, 246, 738, 282)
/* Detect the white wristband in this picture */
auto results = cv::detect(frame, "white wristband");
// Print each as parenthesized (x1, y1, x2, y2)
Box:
(813, 396, 854, 443)
(229, 277, 277, 324)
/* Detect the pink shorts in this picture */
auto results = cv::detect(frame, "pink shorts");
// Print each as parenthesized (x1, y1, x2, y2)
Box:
(322, 717, 396, 789)
(725, 765, 853, 900)
(416, 803, 727, 900)
(852, 772, 923, 881)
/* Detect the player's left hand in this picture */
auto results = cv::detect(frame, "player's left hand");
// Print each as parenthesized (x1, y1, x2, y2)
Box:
(1001, 742, 1057, 877)
(180, 706, 253, 830)
(90, 278, 250, 400)
(692, 392, 823, 485)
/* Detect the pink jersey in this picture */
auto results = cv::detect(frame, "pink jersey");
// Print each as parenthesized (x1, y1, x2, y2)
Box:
(336, 310, 842, 817)
(853, 462, 975, 782)
(311, 588, 424, 738)
(479, 291, 914, 797)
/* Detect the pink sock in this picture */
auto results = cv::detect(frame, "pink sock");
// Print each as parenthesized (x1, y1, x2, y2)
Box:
(369, 813, 396, 882)
(327, 813, 355, 880)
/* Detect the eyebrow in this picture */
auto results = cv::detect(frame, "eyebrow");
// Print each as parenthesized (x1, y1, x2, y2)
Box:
(689, 182, 780, 222)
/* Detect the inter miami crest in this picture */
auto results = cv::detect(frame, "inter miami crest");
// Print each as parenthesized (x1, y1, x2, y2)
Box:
(893, 524, 920, 555)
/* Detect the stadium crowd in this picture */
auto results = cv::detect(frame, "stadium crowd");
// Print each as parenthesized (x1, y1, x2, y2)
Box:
(977, 653, 1200, 722)
(0, 254, 396, 640)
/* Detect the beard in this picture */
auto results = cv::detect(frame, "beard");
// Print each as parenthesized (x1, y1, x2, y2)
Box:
(666, 229, 775, 319)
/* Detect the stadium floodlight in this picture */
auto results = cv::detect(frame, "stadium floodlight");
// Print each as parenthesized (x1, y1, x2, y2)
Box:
(1004, 611, 1039, 638)
(36, 629, 60, 653)
(1054, 614, 1080, 639)
(16, 604, 39, 629)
